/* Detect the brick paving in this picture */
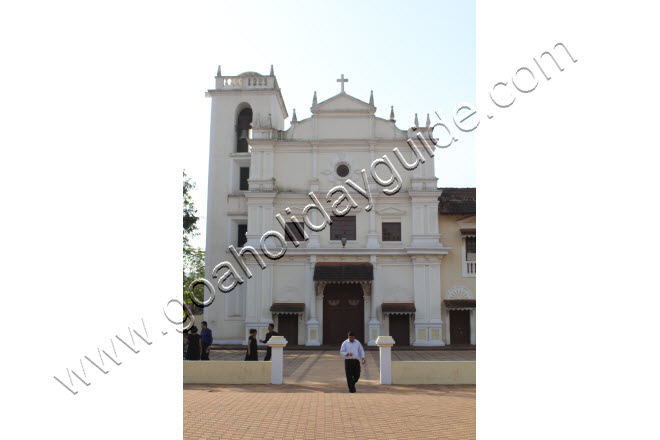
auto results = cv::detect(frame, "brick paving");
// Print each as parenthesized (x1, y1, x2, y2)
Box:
(185, 349, 475, 439)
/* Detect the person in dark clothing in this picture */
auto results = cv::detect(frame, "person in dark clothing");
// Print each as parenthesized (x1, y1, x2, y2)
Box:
(186, 326, 202, 360)
(244, 328, 258, 361)
(183, 329, 189, 360)
(200, 321, 213, 360)
(259, 323, 278, 361)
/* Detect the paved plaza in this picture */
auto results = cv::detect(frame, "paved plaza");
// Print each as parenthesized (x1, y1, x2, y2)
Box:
(184, 349, 475, 439)
(208, 349, 475, 383)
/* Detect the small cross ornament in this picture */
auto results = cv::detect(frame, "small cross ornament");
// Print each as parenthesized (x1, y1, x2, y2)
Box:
(337, 74, 348, 93)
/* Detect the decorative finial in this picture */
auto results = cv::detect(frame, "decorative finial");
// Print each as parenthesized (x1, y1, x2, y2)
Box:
(292, 109, 298, 123)
(336, 74, 349, 93)
(369, 90, 374, 106)
(426, 113, 431, 127)
(270, 64, 274, 76)
(312, 91, 318, 106)
(414, 113, 419, 127)
(217, 65, 221, 76)
(389, 105, 395, 121)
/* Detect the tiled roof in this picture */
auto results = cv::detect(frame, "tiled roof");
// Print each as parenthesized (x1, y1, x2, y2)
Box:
(313, 263, 373, 281)
(438, 188, 476, 214)
(444, 299, 476, 309)
(381, 303, 416, 314)
(270, 303, 305, 313)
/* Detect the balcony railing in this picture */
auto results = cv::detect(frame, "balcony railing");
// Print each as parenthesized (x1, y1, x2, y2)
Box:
(217, 75, 275, 89)
(466, 261, 476, 275)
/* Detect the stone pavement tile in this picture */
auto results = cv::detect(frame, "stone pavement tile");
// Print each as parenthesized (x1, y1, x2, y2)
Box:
(184, 383, 475, 440)
(191, 349, 475, 440)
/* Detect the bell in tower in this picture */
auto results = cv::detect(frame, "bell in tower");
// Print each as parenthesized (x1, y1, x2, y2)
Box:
(236, 107, 252, 153)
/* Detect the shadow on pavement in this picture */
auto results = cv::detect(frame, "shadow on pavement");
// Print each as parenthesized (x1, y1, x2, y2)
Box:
(184, 382, 476, 397)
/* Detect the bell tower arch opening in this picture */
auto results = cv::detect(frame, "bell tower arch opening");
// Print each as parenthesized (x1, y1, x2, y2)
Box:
(236, 106, 252, 153)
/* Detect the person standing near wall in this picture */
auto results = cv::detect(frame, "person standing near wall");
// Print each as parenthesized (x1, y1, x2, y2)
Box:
(259, 323, 278, 361)
(200, 321, 213, 360)
(186, 326, 202, 361)
(244, 329, 258, 361)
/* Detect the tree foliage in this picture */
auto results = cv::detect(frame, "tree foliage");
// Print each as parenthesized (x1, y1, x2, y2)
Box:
(183, 170, 205, 312)
(183, 170, 199, 246)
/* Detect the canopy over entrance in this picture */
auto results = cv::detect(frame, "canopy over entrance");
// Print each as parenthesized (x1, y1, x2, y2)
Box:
(270, 303, 305, 314)
(444, 300, 476, 310)
(313, 263, 373, 282)
(382, 303, 416, 315)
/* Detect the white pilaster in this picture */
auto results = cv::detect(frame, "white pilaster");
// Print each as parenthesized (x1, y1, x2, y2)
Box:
(367, 256, 381, 345)
(306, 147, 321, 248)
(366, 208, 380, 248)
(262, 261, 274, 322)
(365, 145, 380, 249)
(412, 256, 444, 346)
(306, 257, 320, 346)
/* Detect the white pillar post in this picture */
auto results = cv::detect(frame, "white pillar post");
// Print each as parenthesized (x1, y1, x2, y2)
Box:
(376, 335, 395, 385)
(267, 336, 288, 385)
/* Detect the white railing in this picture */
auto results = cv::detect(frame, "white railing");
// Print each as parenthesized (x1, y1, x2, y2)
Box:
(466, 261, 476, 275)
(220, 76, 272, 89)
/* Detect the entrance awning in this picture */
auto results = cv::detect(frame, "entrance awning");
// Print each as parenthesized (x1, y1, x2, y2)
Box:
(313, 263, 373, 282)
(444, 299, 476, 310)
(270, 303, 305, 314)
(382, 302, 416, 315)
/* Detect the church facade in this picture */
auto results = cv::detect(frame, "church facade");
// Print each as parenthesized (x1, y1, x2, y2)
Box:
(203, 66, 475, 347)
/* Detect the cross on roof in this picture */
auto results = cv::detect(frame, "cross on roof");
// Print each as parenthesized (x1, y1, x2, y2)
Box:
(337, 74, 348, 93)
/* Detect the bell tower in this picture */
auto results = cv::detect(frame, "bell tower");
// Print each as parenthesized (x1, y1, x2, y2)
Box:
(203, 66, 288, 341)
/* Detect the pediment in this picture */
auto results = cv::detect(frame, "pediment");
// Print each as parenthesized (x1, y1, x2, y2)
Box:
(457, 215, 476, 229)
(376, 206, 407, 216)
(312, 92, 376, 115)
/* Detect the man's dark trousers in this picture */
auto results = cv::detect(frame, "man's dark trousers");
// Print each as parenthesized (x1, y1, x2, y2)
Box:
(201, 343, 210, 360)
(344, 359, 361, 392)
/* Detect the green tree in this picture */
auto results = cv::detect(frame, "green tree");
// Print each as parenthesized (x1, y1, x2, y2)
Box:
(183, 170, 199, 245)
(183, 171, 205, 313)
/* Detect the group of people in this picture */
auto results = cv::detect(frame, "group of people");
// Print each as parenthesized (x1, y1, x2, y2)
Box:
(183, 321, 213, 360)
(183, 322, 279, 362)
(183, 321, 367, 393)
(245, 323, 279, 361)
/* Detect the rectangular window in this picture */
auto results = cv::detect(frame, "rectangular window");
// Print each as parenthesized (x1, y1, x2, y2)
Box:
(237, 224, 247, 247)
(239, 167, 250, 191)
(466, 236, 476, 261)
(330, 216, 356, 241)
(382, 222, 401, 241)
(284, 222, 305, 242)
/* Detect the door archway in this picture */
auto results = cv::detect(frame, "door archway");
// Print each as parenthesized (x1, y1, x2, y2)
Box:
(322, 283, 364, 345)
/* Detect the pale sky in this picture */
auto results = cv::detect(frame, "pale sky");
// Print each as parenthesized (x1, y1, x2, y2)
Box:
(184, 0, 476, 248)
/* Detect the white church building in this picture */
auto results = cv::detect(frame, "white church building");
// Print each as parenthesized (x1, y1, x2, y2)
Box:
(203, 66, 475, 347)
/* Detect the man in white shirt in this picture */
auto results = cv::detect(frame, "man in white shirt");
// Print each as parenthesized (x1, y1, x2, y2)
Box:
(339, 331, 366, 393)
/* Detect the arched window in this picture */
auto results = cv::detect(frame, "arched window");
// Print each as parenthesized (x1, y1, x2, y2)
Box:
(236, 107, 252, 152)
